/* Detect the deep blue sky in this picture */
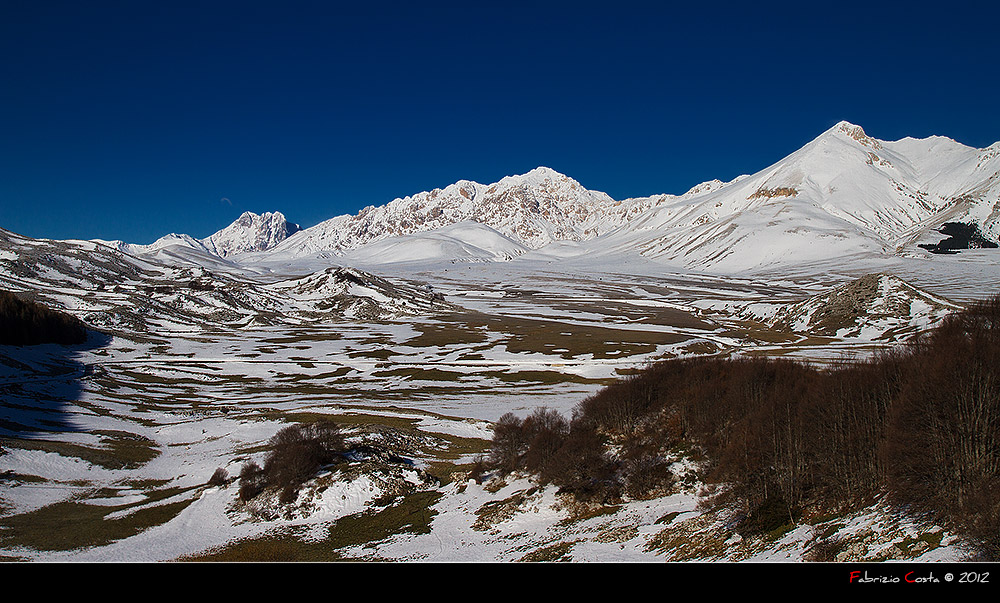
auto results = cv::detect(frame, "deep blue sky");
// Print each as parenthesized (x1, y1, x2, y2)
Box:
(2, 1, 999, 243)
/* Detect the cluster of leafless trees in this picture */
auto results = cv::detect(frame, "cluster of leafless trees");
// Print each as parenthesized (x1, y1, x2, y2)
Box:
(0, 290, 87, 346)
(487, 294, 1000, 558)
(239, 421, 346, 504)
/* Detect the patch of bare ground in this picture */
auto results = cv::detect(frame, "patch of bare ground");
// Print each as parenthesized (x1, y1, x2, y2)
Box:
(518, 539, 578, 561)
(644, 511, 730, 560)
(471, 485, 541, 532)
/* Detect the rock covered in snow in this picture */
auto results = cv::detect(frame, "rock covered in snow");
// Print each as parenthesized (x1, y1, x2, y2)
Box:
(122, 211, 301, 259)
(269, 166, 684, 257)
(204, 211, 301, 258)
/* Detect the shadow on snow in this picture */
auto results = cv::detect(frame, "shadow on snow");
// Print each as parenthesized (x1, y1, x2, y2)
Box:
(0, 328, 113, 439)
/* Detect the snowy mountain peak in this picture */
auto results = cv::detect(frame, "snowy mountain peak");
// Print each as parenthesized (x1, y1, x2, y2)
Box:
(520, 165, 569, 181)
(831, 119, 862, 131)
(205, 211, 301, 258)
(824, 120, 881, 149)
(493, 166, 583, 191)
(683, 179, 728, 197)
(270, 167, 621, 257)
(524, 165, 563, 178)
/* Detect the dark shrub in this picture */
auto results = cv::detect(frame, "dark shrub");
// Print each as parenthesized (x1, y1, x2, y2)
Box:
(262, 421, 345, 504)
(488, 412, 529, 474)
(541, 422, 621, 502)
(487, 408, 571, 478)
(237, 421, 346, 504)
(737, 495, 799, 538)
(623, 456, 675, 500)
(238, 461, 265, 501)
(520, 408, 570, 476)
(208, 467, 229, 486)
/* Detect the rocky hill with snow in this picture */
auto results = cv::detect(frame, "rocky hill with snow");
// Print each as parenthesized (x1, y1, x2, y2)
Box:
(0, 226, 452, 334)
(710, 272, 964, 342)
(771, 273, 962, 339)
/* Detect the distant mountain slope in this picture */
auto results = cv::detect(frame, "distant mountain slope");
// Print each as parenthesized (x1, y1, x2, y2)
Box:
(340, 221, 530, 265)
(124, 211, 300, 259)
(586, 122, 1000, 271)
(270, 166, 673, 257)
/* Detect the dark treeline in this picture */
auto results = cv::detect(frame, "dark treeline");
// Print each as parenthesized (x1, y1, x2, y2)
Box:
(486, 294, 1000, 559)
(0, 290, 88, 346)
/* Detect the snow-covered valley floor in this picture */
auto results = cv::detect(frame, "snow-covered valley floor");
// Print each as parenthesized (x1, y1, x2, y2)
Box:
(1, 256, 996, 563)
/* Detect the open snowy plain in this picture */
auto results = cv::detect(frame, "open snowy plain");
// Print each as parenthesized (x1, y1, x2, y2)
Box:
(2, 122, 999, 562)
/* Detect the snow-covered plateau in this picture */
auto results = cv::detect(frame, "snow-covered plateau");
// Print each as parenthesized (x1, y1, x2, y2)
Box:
(1, 122, 999, 563)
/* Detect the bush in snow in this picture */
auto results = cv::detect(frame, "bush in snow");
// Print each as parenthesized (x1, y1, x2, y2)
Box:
(238, 421, 346, 504)
(487, 293, 1000, 558)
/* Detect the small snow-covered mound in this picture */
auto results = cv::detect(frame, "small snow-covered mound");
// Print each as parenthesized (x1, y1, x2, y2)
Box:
(342, 221, 529, 265)
(265, 265, 451, 319)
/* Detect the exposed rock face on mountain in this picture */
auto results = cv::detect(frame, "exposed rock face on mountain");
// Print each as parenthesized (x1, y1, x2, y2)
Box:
(203, 211, 301, 258)
(269, 166, 668, 257)
(118, 211, 298, 260)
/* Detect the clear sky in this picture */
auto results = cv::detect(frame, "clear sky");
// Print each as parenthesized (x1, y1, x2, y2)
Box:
(2, 0, 999, 243)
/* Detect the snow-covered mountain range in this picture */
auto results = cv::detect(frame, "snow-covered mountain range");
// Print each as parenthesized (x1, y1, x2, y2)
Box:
(130, 121, 1000, 273)
(124, 211, 301, 259)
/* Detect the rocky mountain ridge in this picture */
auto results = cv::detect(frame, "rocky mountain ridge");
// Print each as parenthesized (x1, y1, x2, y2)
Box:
(203, 211, 301, 258)
(130, 121, 1000, 273)
(117, 211, 301, 260)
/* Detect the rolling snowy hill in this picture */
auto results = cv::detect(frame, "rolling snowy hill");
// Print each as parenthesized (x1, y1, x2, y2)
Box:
(0, 226, 452, 334)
